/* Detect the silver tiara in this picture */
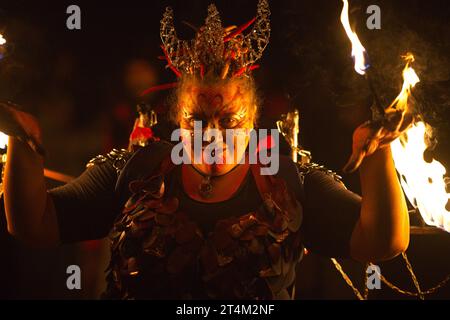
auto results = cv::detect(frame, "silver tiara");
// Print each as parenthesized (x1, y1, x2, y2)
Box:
(160, 0, 271, 79)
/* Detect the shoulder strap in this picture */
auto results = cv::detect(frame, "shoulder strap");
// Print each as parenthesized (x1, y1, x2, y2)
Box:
(250, 163, 273, 200)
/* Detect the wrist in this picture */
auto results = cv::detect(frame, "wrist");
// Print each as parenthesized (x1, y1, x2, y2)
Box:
(360, 144, 393, 172)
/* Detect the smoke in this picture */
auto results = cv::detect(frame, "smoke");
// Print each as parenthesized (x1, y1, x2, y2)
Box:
(277, 0, 450, 170)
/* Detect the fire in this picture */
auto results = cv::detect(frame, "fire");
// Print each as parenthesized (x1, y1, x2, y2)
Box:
(386, 53, 419, 112)
(339, 0, 450, 231)
(391, 122, 450, 232)
(0, 33, 7, 149)
(340, 0, 370, 75)
(390, 55, 450, 232)
(0, 132, 7, 149)
(0, 35, 7, 148)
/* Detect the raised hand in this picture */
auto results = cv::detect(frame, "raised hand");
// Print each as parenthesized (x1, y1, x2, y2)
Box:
(0, 101, 45, 156)
(343, 109, 413, 173)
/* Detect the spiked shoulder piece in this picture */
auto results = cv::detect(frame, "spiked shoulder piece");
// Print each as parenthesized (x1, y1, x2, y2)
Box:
(86, 149, 132, 175)
(296, 162, 344, 186)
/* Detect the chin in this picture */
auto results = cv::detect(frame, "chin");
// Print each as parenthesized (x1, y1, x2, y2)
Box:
(211, 163, 232, 176)
(197, 162, 233, 176)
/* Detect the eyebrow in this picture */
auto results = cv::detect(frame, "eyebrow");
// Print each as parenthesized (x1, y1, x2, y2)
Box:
(193, 86, 244, 114)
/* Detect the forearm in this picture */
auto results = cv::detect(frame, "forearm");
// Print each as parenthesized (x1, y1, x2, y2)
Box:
(4, 137, 58, 245)
(350, 146, 410, 262)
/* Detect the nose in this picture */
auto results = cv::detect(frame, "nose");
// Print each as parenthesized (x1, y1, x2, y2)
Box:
(203, 121, 223, 145)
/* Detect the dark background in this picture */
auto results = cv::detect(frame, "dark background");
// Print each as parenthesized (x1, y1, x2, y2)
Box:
(0, 0, 449, 299)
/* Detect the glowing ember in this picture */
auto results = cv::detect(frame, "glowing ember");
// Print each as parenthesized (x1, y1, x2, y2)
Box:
(391, 122, 450, 232)
(340, 0, 370, 75)
(0, 34, 5, 45)
(0, 132, 7, 149)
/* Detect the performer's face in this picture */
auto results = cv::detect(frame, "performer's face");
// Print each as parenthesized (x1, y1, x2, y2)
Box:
(177, 79, 256, 176)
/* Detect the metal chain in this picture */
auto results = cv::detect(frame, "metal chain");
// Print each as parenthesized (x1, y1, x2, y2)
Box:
(330, 258, 365, 300)
(376, 253, 450, 298)
(363, 262, 370, 300)
(401, 252, 425, 300)
(331, 253, 450, 300)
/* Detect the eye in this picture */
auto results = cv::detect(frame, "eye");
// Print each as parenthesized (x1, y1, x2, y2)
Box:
(219, 117, 238, 128)
(185, 114, 205, 128)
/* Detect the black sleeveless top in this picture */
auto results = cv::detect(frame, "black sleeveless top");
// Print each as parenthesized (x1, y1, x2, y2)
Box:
(49, 140, 361, 299)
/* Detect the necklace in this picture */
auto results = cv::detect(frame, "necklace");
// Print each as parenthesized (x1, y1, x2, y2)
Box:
(189, 163, 241, 199)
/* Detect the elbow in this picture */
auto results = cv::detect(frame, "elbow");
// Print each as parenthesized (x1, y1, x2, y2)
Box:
(376, 218, 411, 261)
(378, 236, 410, 261)
(364, 236, 410, 263)
(351, 227, 410, 262)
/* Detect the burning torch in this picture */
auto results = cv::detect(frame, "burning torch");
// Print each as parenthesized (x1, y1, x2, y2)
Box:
(0, 35, 73, 191)
(340, 0, 449, 232)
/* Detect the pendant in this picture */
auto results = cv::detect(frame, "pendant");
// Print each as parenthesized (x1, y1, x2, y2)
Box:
(198, 176, 213, 199)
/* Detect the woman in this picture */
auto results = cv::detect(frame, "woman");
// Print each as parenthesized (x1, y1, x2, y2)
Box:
(1, 0, 410, 299)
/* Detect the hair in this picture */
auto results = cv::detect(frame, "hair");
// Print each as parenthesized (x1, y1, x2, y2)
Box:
(168, 74, 260, 127)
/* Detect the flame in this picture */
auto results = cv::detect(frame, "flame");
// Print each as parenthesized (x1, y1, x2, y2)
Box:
(340, 0, 370, 75)
(386, 53, 420, 113)
(391, 122, 450, 232)
(0, 34, 7, 148)
(390, 55, 450, 232)
(0, 132, 7, 149)
(340, 1, 449, 232)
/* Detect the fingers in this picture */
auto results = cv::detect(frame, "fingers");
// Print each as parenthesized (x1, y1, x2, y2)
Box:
(0, 102, 28, 138)
(344, 124, 382, 173)
(398, 112, 414, 132)
(383, 110, 404, 132)
(0, 101, 45, 156)
(343, 148, 366, 173)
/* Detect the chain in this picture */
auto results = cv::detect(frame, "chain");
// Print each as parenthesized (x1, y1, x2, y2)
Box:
(331, 252, 450, 300)
(330, 258, 365, 300)
(363, 262, 370, 300)
(401, 252, 425, 299)
(377, 253, 450, 298)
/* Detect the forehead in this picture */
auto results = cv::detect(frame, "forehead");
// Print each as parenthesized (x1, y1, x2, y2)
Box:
(181, 81, 249, 115)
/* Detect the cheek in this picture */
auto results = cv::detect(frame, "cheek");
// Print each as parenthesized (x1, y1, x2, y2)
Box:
(224, 130, 251, 151)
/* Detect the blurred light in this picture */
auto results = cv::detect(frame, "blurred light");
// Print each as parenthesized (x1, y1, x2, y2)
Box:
(0, 132, 7, 149)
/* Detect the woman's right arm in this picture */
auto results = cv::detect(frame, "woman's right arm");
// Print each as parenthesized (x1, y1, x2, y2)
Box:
(4, 137, 60, 247)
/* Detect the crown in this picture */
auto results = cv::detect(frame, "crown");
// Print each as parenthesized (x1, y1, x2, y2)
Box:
(159, 0, 271, 80)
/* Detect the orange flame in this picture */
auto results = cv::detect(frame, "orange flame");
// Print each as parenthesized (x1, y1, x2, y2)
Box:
(0, 132, 7, 149)
(340, 0, 369, 75)
(0, 33, 8, 148)
(390, 55, 450, 232)
(339, 1, 450, 231)
(386, 53, 419, 113)
(391, 122, 450, 231)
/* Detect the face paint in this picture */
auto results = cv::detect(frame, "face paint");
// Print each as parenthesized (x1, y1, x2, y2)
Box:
(177, 80, 255, 176)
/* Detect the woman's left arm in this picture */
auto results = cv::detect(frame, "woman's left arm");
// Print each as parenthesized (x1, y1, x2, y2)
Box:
(344, 111, 412, 262)
(349, 146, 409, 262)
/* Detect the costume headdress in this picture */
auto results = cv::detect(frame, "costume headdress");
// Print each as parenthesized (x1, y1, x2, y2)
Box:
(160, 0, 270, 79)
(141, 0, 271, 97)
